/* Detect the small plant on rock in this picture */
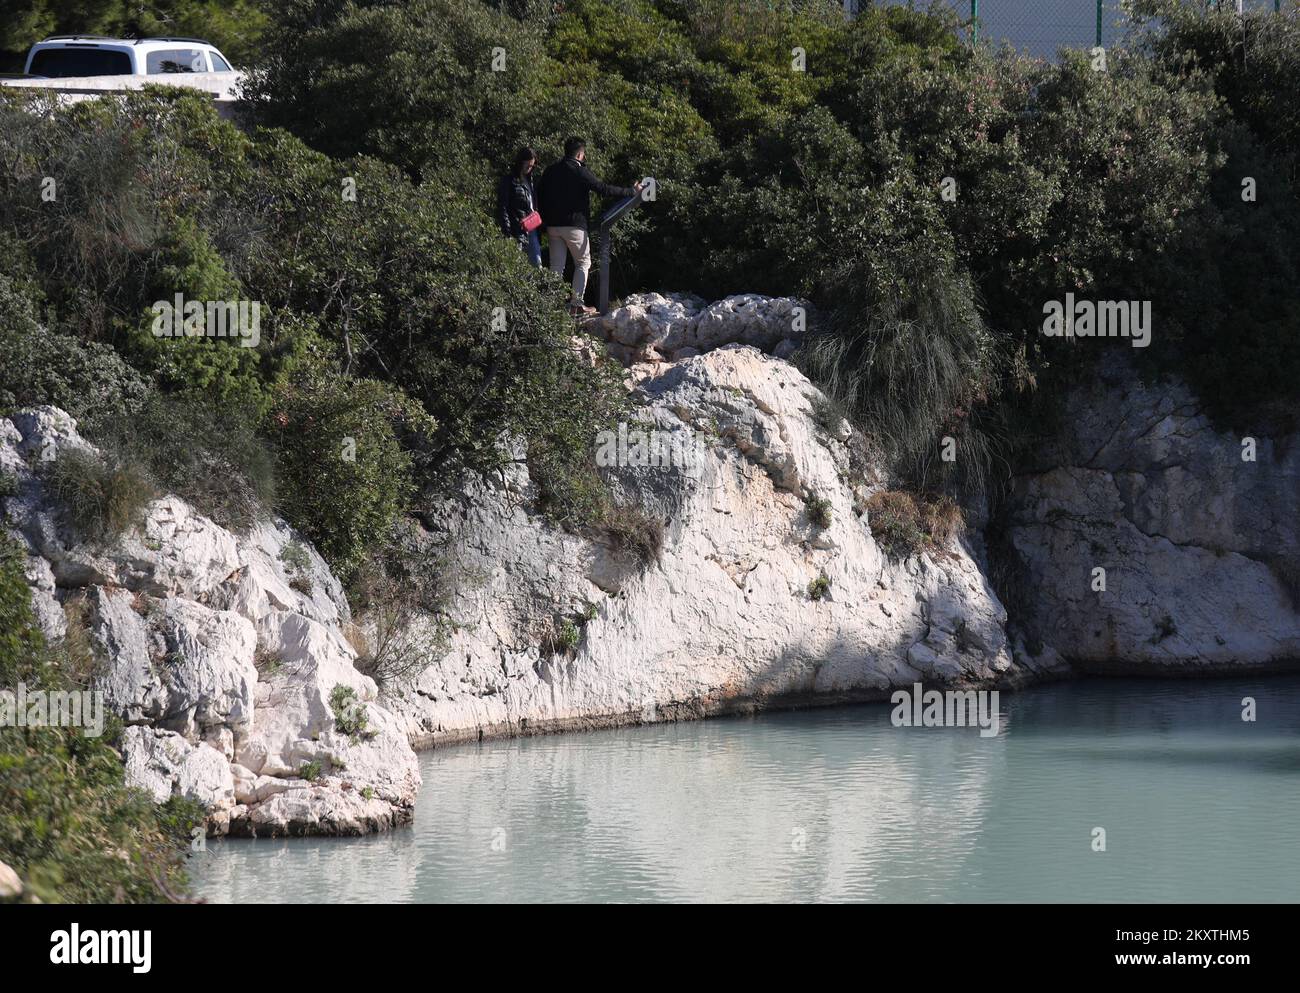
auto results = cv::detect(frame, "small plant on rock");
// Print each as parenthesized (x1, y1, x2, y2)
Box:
(42, 448, 155, 544)
(539, 616, 582, 657)
(299, 760, 323, 783)
(329, 684, 369, 738)
(279, 540, 311, 574)
(805, 493, 833, 529)
(867, 490, 962, 560)
(601, 504, 665, 566)
(558, 619, 580, 652)
(253, 647, 284, 676)
(808, 573, 831, 601)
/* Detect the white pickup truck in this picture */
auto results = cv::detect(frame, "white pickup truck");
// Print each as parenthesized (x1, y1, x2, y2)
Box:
(1, 35, 242, 112)
(21, 35, 236, 77)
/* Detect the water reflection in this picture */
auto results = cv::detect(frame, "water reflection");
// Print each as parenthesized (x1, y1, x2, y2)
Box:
(195, 677, 1300, 903)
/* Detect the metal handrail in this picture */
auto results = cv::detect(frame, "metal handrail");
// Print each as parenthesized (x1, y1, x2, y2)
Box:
(595, 179, 651, 314)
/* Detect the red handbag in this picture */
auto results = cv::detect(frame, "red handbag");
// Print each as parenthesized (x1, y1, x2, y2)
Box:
(521, 210, 543, 233)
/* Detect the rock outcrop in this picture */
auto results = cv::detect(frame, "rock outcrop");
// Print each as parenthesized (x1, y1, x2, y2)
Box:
(1, 408, 420, 836)
(586, 292, 809, 366)
(1004, 357, 1300, 671)
(381, 342, 1021, 745)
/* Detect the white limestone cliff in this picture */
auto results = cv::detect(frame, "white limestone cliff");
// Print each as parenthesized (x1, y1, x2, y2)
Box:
(379, 327, 1019, 744)
(1, 408, 420, 836)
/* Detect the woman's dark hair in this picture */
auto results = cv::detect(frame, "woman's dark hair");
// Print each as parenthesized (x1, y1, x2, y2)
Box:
(513, 146, 537, 177)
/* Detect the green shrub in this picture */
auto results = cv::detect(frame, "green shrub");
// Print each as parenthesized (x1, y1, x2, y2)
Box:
(329, 684, 369, 739)
(541, 616, 581, 656)
(807, 573, 831, 601)
(279, 541, 311, 574)
(268, 364, 430, 580)
(298, 760, 323, 783)
(0, 535, 197, 903)
(0, 535, 43, 687)
(41, 447, 156, 544)
(0, 276, 149, 430)
(1134, 1, 1300, 182)
(804, 493, 832, 530)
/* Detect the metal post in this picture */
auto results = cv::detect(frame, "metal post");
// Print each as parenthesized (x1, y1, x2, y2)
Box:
(1096, 0, 1104, 48)
(598, 230, 612, 315)
(971, 0, 978, 45)
(593, 182, 652, 315)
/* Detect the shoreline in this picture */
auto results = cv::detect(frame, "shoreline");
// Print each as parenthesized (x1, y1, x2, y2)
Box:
(398, 657, 1298, 755)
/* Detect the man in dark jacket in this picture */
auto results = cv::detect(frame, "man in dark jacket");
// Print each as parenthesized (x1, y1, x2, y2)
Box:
(537, 137, 642, 314)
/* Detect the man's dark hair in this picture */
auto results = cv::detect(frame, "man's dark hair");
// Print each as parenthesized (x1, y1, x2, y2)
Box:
(563, 136, 586, 158)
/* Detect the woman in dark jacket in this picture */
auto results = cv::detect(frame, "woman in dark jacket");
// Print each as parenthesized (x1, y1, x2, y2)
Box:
(497, 146, 542, 267)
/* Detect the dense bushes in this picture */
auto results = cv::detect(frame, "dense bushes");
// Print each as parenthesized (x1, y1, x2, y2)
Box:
(1134, 1, 1300, 183)
(4, 1, 1298, 502)
(268, 362, 427, 580)
(0, 80, 625, 575)
(0, 536, 200, 903)
(243, 0, 1300, 495)
(0, 275, 149, 430)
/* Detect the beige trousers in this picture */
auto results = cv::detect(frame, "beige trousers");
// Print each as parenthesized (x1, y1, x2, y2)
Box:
(547, 226, 591, 304)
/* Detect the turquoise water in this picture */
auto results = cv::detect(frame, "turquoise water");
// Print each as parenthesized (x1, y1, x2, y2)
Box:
(193, 677, 1300, 903)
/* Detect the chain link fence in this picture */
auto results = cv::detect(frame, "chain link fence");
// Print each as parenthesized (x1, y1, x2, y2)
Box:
(863, 0, 1293, 58)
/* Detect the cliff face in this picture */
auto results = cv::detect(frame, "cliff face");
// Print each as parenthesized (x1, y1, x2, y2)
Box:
(5, 295, 1297, 836)
(1, 409, 420, 837)
(382, 341, 1018, 746)
(1004, 357, 1300, 672)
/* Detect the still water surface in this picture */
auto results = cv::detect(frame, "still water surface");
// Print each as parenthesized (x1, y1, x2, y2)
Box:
(194, 677, 1300, 902)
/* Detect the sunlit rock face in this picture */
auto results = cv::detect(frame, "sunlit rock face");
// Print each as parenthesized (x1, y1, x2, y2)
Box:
(381, 342, 1019, 747)
(1, 406, 420, 837)
(13, 296, 1288, 837)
